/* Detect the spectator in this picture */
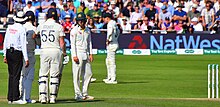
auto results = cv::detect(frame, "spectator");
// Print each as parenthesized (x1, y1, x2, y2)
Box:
(93, 14, 104, 33)
(187, 4, 200, 26)
(77, 2, 89, 15)
(97, 0, 103, 10)
(130, 5, 142, 29)
(57, 0, 64, 11)
(85, 0, 95, 10)
(88, 4, 102, 19)
(23, 1, 36, 14)
(214, 0, 220, 12)
(174, 20, 184, 34)
(13, 0, 25, 14)
(123, 0, 132, 7)
(60, 4, 76, 23)
(41, 0, 52, 13)
(67, 0, 73, 8)
(155, 0, 163, 8)
(121, 2, 134, 18)
(173, 4, 187, 24)
(50, 2, 61, 18)
(87, 18, 97, 33)
(121, 17, 131, 34)
(148, 16, 157, 30)
(141, 17, 149, 34)
(108, 1, 120, 18)
(32, 0, 41, 11)
(194, 0, 205, 12)
(191, 17, 203, 31)
(0, 0, 9, 28)
(69, 3, 77, 14)
(102, 3, 110, 17)
(63, 15, 73, 34)
(142, 0, 151, 15)
(161, 0, 174, 15)
(73, 0, 81, 9)
(144, 2, 158, 23)
(201, 1, 215, 30)
(161, 17, 173, 31)
(134, 18, 143, 30)
(158, 5, 172, 28)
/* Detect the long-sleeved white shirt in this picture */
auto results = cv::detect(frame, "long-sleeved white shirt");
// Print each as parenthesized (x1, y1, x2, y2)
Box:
(107, 20, 120, 44)
(3, 23, 28, 61)
(70, 25, 92, 57)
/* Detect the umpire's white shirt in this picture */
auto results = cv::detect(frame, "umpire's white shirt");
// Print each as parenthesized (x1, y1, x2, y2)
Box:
(3, 23, 28, 61)
(70, 25, 92, 58)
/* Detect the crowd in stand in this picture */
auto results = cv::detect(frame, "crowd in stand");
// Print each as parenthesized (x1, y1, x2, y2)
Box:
(2, 0, 220, 34)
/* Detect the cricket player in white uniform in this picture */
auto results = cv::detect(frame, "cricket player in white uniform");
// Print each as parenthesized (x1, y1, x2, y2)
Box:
(20, 11, 37, 104)
(103, 12, 120, 84)
(37, 8, 66, 104)
(70, 12, 94, 101)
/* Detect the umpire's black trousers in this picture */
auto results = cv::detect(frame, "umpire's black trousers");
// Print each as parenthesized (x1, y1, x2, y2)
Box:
(6, 49, 23, 101)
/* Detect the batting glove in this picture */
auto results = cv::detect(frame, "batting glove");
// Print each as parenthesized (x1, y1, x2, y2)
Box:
(63, 56, 69, 65)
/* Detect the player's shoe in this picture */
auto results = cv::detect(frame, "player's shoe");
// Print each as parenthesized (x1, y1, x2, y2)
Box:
(75, 96, 86, 101)
(8, 101, 12, 104)
(26, 99, 36, 104)
(40, 97, 47, 104)
(84, 95, 94, 100)
(91, 78, 96, 82)
(12, 99, 27, 104)
(102, 78, 110, 82)
(105, 80, 118, 84)
(50, 98, 56, 104)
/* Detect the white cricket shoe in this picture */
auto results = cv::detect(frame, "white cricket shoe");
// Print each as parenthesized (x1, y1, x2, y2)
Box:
(8, 101, 12, 104)
(102, 78, 110, 82)
(41, 97, 47, 104)
(91, 78, 96, 82)
(50, 98, 55, 104)
(12, 100, 27, 104)
(85, 95, 94, 100)
(75, 96, 86, 101)
(105, 80, 118, 84)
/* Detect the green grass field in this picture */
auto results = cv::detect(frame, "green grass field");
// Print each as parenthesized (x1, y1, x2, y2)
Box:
(1, 55, 220, 107)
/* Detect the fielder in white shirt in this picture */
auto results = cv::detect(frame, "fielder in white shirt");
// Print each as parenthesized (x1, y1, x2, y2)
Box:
(37, 8, 66, 104)
(103, 12, 120, 84)
(70, 12, 94, 101)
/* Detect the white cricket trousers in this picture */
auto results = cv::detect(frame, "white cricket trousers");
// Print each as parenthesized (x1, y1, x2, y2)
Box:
(39, 48, 62, 100)
(72, 52, 92, 97)
(20, 52, 36, 100)
(106, 43, 118, 81)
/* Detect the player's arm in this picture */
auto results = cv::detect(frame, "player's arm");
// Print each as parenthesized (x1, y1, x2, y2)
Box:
(106, 22, 114, 45)
(70, 28, 79, 63)
(88, 30, 93, 62)
(59, 36, 66, 56)
(59, 27, 67, 56)
(3, 28, 9, 63)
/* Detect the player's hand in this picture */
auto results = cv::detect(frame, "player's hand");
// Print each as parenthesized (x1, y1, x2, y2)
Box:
(106, 40, 110, 46)
(73, 56, 79, 64)
(89, 55, 93, 62)
(25, 60, 29, 68)
(63, 55, 69, 65)
(3, 56, 7, 63)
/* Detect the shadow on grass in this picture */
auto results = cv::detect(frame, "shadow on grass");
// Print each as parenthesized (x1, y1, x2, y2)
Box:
(56, 98, 104, 104)
(118, 81, 149, 84)
(91, 81, 149, 84)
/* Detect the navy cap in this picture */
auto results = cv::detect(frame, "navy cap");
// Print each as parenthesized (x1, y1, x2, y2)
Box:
(46, 8, 58, 19)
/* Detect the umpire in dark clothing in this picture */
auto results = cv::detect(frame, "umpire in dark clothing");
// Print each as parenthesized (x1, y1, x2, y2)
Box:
(3, 11, 29, 104)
